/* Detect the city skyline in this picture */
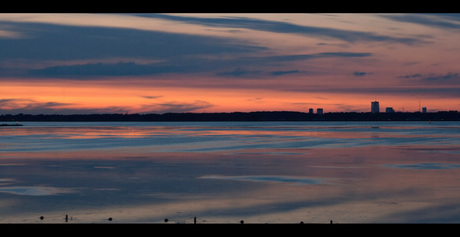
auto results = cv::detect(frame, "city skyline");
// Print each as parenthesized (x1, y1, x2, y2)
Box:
(2, 99, 452, 115)
(0, 14, 459, 114)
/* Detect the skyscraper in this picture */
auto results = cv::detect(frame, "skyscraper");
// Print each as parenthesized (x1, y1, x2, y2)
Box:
(371, 101, 379, 113)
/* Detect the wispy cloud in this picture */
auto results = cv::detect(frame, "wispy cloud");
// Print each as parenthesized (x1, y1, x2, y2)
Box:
(216, 68, 261, 77)
(139, 100, 213, 114)
(212, 52, 372, 78)
(142, 95, 163, 100)
(143, 14, 423, 45)
(398, 74, 423, 79)
(0, 98, 128, 115)
(0, 21, 266, 76)
(399, 72, 460, 84)
(0, 98, 70, 110)
(270, 70, 300, 76)
(0, 14, 459, 113)
(381, 14, 460, 31)
(28, 62, 185, 78)
(352, 71, 373, 77)
(424, 72, 459, 81)
(142, 100, 213, 113)
(0, 17, 374, 80)
(243, 52, 372, 64)
(23, 52, 372, 78)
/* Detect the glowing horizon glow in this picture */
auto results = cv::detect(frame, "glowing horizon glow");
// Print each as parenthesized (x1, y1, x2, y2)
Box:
(0, 14, 459, 114)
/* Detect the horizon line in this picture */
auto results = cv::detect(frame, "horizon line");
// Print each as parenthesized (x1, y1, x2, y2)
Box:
(1, 110, 459, 116)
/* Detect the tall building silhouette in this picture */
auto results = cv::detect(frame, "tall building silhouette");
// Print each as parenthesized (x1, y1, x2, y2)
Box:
(385, 107, 395, 113)
(371, 101, 379, 113)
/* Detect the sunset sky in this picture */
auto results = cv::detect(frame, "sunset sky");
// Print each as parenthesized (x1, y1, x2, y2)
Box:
(1, 13, 459, 114)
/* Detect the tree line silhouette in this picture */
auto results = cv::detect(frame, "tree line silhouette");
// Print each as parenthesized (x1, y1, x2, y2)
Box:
(1, 111, 459, 122)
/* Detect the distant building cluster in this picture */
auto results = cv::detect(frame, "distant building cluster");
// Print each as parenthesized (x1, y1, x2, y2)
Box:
(305, 101, 443, 115)
(307, 101, 434, 114)
(371, 101, 428, 113)
(309, 108, 323, 115)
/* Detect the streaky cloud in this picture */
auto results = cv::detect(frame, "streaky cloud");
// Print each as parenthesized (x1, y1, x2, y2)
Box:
(270, 70, 300, 76)
(142, 14, 423, 45)
(0, 97, 126, 115)
(142, 95, 163, 99)
(140, 100, 213, 114)
(0, 98, 71, 108)
(424, 72, 459, 81)
(399, 72, 460, 83)
(399, 74, 423, 79)
(28, 61, 185, 78)
(243, 52, 372, 63)
(216, 68, 261, 77)
(381, 14, 460, 31)
(25, 52, 371, 78)
(265, 83, 460, 98)
(0, 21, 266, 62)
(213, 51, 371, 78)
(352, 71, 372, 77)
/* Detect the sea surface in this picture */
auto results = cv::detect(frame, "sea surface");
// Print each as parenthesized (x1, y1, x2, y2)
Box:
(0, 121, 459, 223)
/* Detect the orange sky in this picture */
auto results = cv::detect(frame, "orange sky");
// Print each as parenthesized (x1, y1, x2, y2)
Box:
(0, 14, 459, 114)
(1, 78, 454, 114)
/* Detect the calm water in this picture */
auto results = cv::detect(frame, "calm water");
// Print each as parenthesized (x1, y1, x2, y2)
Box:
(0, 121, 459, 223)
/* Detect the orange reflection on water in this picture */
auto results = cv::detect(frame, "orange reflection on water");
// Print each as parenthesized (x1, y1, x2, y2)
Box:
(4, 145, 460, 223)
(0, 125, 166, 139)
(1, 123, 460, 223)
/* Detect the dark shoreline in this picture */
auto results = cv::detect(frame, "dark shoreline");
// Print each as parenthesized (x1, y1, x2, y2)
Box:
(1, 111, 459, 122)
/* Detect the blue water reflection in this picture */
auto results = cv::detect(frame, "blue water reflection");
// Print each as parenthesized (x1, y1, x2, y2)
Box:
(1, 121, 460, 153)
(0, 121, 460, 223)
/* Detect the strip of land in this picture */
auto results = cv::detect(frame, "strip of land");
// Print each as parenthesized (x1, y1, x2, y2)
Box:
(0, 111, 459, 122)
